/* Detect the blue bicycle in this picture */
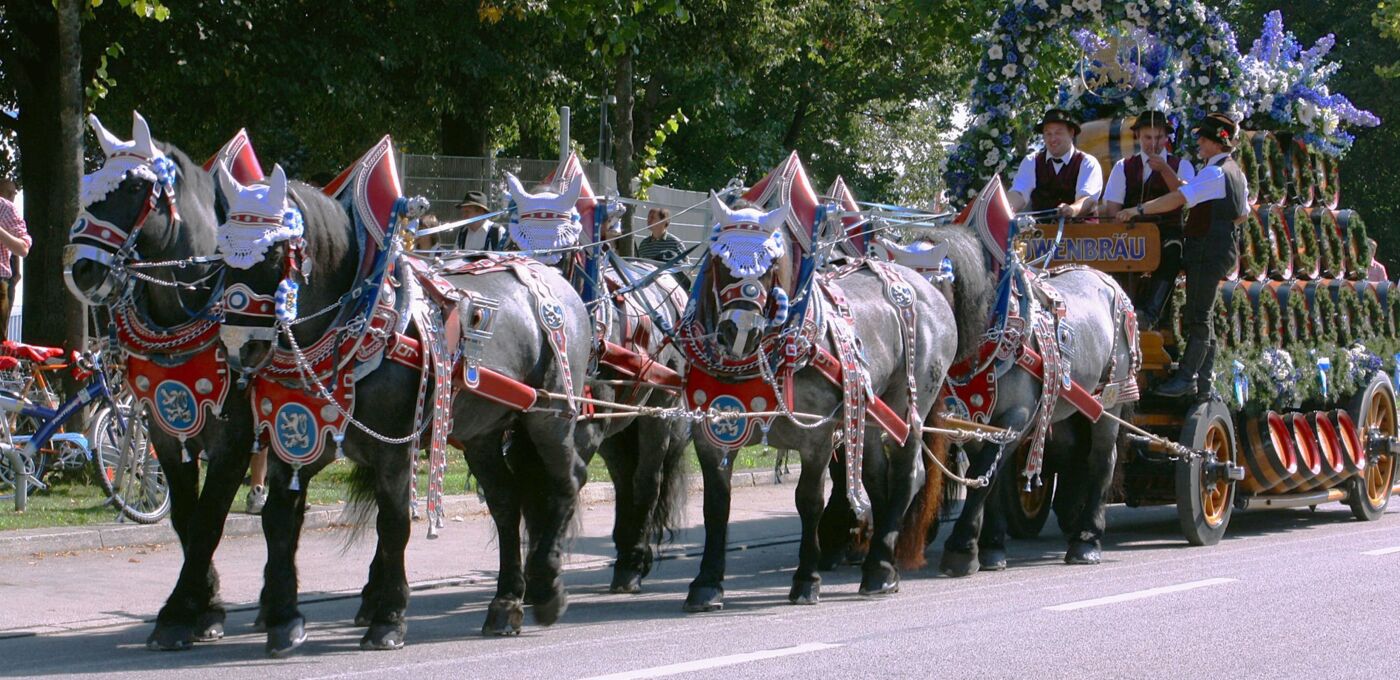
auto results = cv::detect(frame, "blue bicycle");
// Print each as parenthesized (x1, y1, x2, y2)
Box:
(0, 347, 167, 523)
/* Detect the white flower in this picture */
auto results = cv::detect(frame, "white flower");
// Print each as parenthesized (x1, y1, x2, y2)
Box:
(980, 139, 994, 150)
(1177, 36, 1187, 45)
(989, 44, 1003, 60)
(1061, 4, 1074, 16)
(1002, 63, 1018, 78)
(984, 156, 999, 167)
(1197, 75, 1209, 85)
(1297, 99, 1317, 125)
(1034, 0, 1048, 9)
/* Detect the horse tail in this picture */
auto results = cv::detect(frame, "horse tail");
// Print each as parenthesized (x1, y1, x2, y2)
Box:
(895, 412, 947, 570)
(931, 226, 995, 362)
(646, 421, 690, 546)
(338, 462, 382, 550)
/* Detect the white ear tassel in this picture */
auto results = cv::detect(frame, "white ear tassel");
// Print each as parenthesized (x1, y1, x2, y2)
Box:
(89, 114, 123, 158)
(504, 172, 532, 202)
(131, 111, 156, 158)
(267, 164, 289, 207)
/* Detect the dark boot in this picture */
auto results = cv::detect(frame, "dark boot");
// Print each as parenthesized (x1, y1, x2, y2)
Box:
(1195, 344, 1221, 402)
(1153, 371, 1197, 398)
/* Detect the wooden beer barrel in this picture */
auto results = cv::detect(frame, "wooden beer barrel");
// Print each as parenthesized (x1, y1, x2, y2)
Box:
(1078, 118, 1139, 174)
(1331, 409, 1368, 479)
(1300, 411, 1348, 490)
(1240, 411, 1297, 494)
(1272, 281, 1312, 347)
(1334, 210, 1369, 280)
(1311, 209, 1348, 278)
(1278, 412, 1325, 493)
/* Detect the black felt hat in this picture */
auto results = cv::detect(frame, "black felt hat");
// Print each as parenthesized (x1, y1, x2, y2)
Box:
(456, 190, 491, 210)
(1131, 110, 1172, 131)
(1191, 113, 1239, 149)
(1038, 108, 1082, 135)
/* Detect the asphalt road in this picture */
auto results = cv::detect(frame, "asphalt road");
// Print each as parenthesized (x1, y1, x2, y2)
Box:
(2, 480, 1398, 680)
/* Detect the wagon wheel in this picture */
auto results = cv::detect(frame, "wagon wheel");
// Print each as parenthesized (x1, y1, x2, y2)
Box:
(1346, 374, 1396, 521)
(1175, 400, 1237, 546)
(1000, 441, 1054, 539)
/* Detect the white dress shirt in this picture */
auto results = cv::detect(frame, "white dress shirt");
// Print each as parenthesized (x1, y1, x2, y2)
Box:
(1101, 151, 1197, 205)
(1179, 152, 1248, 208)
(1010, 146, 1104, 203)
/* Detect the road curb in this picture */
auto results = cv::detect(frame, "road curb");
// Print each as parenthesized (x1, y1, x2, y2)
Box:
(0, 467, 777, 559)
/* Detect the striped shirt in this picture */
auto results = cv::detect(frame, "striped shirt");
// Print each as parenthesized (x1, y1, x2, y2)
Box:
(0, 198, 29, 280)
(636, 232, 687, 263)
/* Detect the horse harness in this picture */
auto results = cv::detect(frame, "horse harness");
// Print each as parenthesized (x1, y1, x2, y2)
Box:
(942, 264, 1141, 484)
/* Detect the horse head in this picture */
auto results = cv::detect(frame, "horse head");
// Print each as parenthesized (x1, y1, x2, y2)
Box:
(705, 193, 791, 358)
(212, 163, 303, 377)
(65, 111, 209, 307)
(503, 171, 585, 266)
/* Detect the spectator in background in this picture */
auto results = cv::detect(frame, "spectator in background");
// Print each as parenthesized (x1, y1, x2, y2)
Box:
(1367, 239, 1389, 282)
(455, 190, 507, 251)
(0, 180, 31, 341)
(636, 207, 687, 263)
(412, 214, 441, 251)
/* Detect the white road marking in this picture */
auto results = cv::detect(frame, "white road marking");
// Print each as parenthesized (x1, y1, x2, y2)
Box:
(1045, 578, 1237, 612)
(575, 642, 842, 680)
(1362, 546, 1400, 556)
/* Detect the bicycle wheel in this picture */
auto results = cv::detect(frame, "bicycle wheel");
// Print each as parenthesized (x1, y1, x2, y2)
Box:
(91, 405, 170, 524)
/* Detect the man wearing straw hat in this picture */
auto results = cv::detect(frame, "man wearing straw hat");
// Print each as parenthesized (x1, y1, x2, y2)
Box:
(1008, 108, 1103, 218)
(1101, 109, 1196, 329)
(1119, 113, 1248, 399)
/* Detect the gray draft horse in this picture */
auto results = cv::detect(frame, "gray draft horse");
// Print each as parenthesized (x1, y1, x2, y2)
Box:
(64, 113, 256, 651)
(215, 160, 593, 645)
(503, 172, 692, 595)
(922, 225, 1140, 575)
(680, 197, 970, 611)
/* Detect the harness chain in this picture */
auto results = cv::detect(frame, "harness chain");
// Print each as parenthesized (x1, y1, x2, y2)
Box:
(821, 280, 873, 519)
(864, 260, 920, 441)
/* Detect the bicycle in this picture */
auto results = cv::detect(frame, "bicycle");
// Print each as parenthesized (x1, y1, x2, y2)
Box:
(0, 347, 169, 523)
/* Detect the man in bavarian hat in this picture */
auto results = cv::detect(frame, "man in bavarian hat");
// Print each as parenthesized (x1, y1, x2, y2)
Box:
(1008, 108, 1103, 217)
(1119, 113, 1248, 399)
(1101, 110, 1196, 328)
(454, 189, 507, 251)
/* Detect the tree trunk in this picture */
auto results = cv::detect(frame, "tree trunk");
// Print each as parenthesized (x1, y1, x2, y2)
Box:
(11, 1, 85, 348)
(440, 106, 490, 157)
(781, 97, 810, 151)
(611, 53, 636, 257)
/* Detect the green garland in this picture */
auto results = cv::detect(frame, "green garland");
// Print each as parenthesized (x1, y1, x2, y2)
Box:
(1262, 207, 1293, 280)
(1314, 210, 1347, 278)
(1388, 285, 1400, 343)
(1291, 139, 1318, 206)
(1291, 206, 1321, 278)
(1340, 210, 1372, 279)
(1214, 293, 1233, 350)
(1282, 282, 1313, 347)
(1255, 283, 1282, 346)
(1227, 285, 1255, 346)
(1253, 132, 1288, 205)
(1308, 283, 1339, 346)
(1317, 152, 1340, 209)
(1361, 283, 1389, 339)
(1239, 211, 1270, 280)
(1169, 284, 1187, 343)
(1335, 283, 1365, 344)
(1238, 135, 1261, 203)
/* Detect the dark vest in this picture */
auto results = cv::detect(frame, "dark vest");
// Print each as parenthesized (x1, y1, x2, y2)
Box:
(1123, 154, 1185, 228)
(1184, 155, 1248, 238)
(1030, 150, 1085, 212)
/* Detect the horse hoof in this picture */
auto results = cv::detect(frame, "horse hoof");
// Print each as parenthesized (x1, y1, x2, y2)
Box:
(146, 623, 195, 652)
(481, 598, 524, 637)
(939, 547, 980, 578)
(265, 616, 308, 659)
(979, 547, 1008, 572)
(788, 579, 820, 605)
(195, 609, 226, 642)
(609, 568, 644, 594)
(683, 585, 724, 613)
(531, 589, 569, 627)
(1064, 541, 1102, 565)
(858, 566, 900, 596)
(360, 622, 406, 651)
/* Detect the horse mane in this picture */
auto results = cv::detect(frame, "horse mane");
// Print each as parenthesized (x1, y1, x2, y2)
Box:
(154, 141, 217, 253)
(922, 225, 994, 362)
(288, 181, 354, 277)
